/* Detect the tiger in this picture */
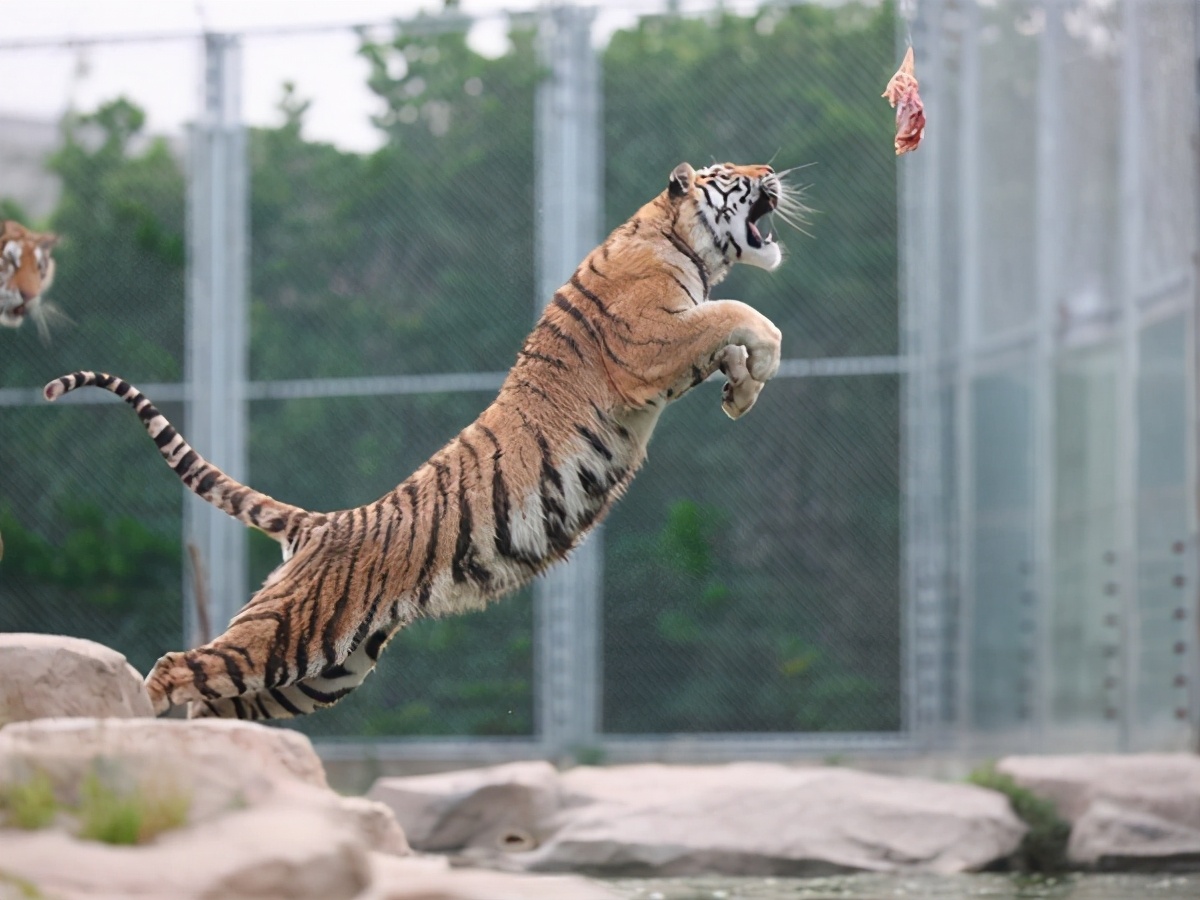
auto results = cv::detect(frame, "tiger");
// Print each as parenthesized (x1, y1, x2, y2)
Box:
(44, 160, 802, 720)
(1, 220, 60, 337)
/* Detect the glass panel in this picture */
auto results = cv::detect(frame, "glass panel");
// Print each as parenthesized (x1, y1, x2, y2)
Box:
(975, 2, 1039, 339)
(1135, 315, 1192, 746)
(1051, 344, 1120, 747)
(969, 367, 1034, 731)
(1056, 0, 1121, 347)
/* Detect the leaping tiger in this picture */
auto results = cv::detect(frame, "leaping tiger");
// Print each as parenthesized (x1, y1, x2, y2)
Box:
(44, 161, 803, 720)
(2, 220, 60, 339)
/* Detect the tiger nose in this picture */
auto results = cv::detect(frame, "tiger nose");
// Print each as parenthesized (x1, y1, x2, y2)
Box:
(19, 287, 36, 302)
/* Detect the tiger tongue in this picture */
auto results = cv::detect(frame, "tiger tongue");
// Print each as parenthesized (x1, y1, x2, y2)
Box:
(746, 220, 763, 248)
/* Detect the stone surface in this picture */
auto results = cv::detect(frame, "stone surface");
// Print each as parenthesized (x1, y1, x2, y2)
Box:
(0, 803, 373, 900)
(0, 720, 408, 868)
(364, 854, 623, 900)
(368, 761, 559, 853)
(370, 762, 1026, 876)
(0, 717, 332, 826)
(0, 633, 153, 723)
(997, 754, 1200, 867)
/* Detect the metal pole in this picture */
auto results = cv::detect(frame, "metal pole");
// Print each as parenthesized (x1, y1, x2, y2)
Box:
(900, 0, 948, 749)
(1191, 0, 1200, 752)
(1115, 0, 1143, 751)
(184, 33, 249, 647)
(1032, 0, 1063, 749)
(954, 0, 982, 749)
(533, 5, 603, 758)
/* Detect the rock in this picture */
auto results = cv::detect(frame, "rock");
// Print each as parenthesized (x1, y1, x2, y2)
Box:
(369, 762, 1025, 876)
(364, 854, 624, 900)
(0, 633, 153, 723)
(1070, 800, 1200, 868)
(997, 754, 1200, 867)
(0, 721, 613, 900)
(0, 803, 373, 900)
(0, 717, 331, 825)
(368, 761, 559, 853)
(0, 724, 408, 878)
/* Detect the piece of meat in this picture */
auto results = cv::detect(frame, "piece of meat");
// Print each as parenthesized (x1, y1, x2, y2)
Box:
(882, 46, 925, 155)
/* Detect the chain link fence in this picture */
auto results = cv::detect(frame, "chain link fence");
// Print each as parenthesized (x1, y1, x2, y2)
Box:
(0, 2, 903, 754)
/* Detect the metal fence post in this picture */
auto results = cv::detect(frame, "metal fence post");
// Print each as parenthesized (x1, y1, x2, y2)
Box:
(1115, 0, 1143, 750)
(901, 0, 949, 748)
(533, 5, 603, 757)
(1032, 0, 1064, 747)
(954, 0, 982, 747)
(183, 33, 249, 647)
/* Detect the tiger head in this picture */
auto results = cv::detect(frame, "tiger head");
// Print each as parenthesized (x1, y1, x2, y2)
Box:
(1, 220, 59, 329)
(666, 161, 801, 278)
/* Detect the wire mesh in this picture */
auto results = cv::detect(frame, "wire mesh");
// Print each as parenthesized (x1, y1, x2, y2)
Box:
(602, 374, 901, 734)
(0, 3, 908, 745)
(0, 39, 192, 678)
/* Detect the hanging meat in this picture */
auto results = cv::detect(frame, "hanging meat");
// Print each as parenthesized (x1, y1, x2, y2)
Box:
(882, 47, 925, 155)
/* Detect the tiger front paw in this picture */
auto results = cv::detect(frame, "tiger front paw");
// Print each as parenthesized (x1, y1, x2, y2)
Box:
(745, 320, 782, 382)
(718, 344, 764, 420)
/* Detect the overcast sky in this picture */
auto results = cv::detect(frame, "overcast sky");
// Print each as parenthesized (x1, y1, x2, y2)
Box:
(0, 0, 725, 153)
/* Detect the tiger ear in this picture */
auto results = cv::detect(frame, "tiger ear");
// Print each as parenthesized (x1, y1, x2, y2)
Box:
(38, 232, 60, 249)
(668, 162, 694, 199)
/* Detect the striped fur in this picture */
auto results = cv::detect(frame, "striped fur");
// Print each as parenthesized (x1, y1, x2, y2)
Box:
(1, 220, 59, 336)
(44, 161, 790, 719)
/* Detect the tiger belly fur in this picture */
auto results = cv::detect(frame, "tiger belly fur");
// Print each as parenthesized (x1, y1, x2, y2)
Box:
(43, 161, 792, 720)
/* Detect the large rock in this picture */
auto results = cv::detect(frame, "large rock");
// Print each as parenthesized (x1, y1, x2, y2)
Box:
(0, 717, 333, 825)
(997, 754, 1200, 867)
(0, 633, 153, 723)
(0, 803, 374, 900)
(370, 762, 1026, 876)
(367, 761, 559, 853)
(0, 718, 408, 864)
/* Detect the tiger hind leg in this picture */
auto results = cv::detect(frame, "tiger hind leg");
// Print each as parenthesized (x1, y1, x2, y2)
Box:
(147, 625, 394, 720)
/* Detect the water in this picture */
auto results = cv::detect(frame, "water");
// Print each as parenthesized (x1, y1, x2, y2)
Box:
(606, 874, 1200, 900)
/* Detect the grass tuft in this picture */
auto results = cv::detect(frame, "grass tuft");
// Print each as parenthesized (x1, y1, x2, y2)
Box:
(77, 771, 190, 845)
(0, 869, 46, 899)
(0, 771, 59, 830)
(968, 764, 1071, 873)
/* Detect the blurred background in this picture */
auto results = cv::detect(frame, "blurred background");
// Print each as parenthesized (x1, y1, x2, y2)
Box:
(0, 0, 1195, 770)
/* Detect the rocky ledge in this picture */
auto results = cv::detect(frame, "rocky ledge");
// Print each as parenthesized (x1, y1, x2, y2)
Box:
(368, 760, 1027, 876)
(0, 634, 618, 900)
(998, 754, 1200, 870)
(3, 632, 1199, 897)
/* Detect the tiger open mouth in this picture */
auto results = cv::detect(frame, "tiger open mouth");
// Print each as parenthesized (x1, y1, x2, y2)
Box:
(745, 190, 777, 250)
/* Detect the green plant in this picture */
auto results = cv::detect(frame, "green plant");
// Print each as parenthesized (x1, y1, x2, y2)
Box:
(135, 784, 192, 843)
(572, 745, 607, 767)
(77, 771, 190, 845)
(968, 765, 1071, 873)
(0, 772, 59, 830)
(77, 772, 140, 845)
(0, 870, 45, 900)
